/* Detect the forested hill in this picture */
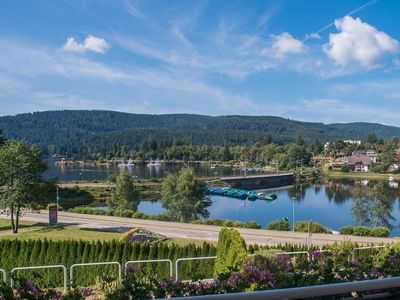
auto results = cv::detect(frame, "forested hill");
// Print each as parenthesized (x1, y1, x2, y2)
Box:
(0, 110, 399, 156)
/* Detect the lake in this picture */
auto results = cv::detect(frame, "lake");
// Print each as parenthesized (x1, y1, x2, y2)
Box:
(45, 161, 400, 236)
(138, 180, 400, 236)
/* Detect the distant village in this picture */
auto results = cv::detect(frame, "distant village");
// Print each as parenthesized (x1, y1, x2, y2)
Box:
(325, 138, 400, 173)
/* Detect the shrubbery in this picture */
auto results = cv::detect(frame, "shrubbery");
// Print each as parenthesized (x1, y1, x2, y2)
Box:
(339, 226, 354, 235)
(370, 227, 390, 237)
(266, 219, 290, 231)
(0, 239, 216, 288)
(340, 225, 390, 237)
(70, 207, 261, 228)
(294, 221, 331, 234)
(214, 228, 247, 277)
(340, 164, 349, 172)
(352, 226, 372, 236)
(193, 219, 261, 229)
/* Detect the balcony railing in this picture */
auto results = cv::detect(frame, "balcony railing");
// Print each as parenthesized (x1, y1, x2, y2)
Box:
(169, 277, 400, 300)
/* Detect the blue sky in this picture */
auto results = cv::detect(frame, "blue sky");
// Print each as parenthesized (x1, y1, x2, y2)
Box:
(1, 0, 400, 125)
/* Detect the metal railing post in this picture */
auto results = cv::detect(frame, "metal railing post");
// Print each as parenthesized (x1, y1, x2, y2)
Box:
(0, 269, 6, 283)
(70, 262, 122, 287)
(11, 265, 67, 293)
(125, 259, 173, 278)
(175, 256, 217, 281)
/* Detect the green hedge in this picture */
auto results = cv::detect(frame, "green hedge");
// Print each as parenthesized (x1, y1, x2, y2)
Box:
(339, 226, 354, 235)
(193, 219, 261, 229)
(69, 207, 173, 221)
(371, 227, 390, 237)
(70, 207, 261, 229)
(266, 219, 290, 231)
(0, 239, 216, 288)
(294, 221, 331, 234)
(339, 225, 390, 237)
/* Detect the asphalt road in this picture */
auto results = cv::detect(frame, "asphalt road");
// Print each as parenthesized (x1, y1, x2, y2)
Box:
(6, 211, 398, 247)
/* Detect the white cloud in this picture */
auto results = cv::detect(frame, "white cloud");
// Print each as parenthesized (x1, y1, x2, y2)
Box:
(301, 98, 400, 124)
(324, 16, 398, 68)
(63, 35, 110, 54)
(305, 32, 321, 40)
(263, 32, 305, 59)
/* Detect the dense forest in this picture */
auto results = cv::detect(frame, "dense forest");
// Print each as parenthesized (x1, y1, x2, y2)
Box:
(1, 110, 399, 157)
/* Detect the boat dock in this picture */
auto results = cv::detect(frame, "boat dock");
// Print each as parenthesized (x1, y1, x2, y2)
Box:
(216, 173, 294, 189)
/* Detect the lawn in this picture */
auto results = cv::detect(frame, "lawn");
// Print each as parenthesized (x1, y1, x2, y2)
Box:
(0, 218, 208, 245)
(0, 219, 121, 241)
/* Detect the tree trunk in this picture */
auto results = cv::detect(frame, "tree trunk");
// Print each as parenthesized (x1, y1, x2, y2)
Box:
(15, 204, 20, 234)
(10, 204, 16, 234)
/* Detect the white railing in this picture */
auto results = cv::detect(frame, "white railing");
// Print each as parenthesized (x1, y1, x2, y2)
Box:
(10, 265, 68, 293)
(125, 259, 173, 278)
(168, 276, 400, 300)
(175, 256, 217, 280)
(70, 262, 122, 286)
(0, 269, 6, 282)
(1, 245, 390, 292)
(352, 245, 386, 261)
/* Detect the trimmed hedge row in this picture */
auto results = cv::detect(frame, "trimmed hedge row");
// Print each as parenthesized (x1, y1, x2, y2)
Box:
(265, 219, 331, 234)
(69, 207, 173, 221)
(69, 207, 261, 229)
(0, 239, 216, 287)
(294, 221, 331, 234)
(265, 219, 290, 231)
(0, 238, 318, 289)
(339, 226, 390, 237)
(192, 219, 260, 229)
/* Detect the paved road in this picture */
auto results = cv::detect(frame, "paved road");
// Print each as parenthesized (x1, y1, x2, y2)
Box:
(9, 211, 399, 246)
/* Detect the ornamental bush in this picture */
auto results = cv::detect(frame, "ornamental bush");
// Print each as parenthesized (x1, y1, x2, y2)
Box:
(266, 219, 290, 231)
(339, 226, 354, 235)
(214, 228, 248, 277)
(370, 227, 390, 237)
(294, 221, 331, 234)
(352, 226, 371, 236)
(339, 226, 390, 237)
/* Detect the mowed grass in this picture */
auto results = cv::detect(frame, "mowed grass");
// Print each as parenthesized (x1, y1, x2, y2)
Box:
(0, 218, 121, 241)
(0, 218, 209, 245)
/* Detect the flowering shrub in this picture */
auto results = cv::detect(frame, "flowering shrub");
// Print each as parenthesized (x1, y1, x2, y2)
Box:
(119, 227, 166, 243)
(0, 278, 91, 300)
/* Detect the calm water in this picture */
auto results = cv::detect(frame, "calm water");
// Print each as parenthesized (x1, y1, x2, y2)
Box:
(138, 181, 400, 236)
(45, 161, 400, 236)
(44, 160, 263, 181)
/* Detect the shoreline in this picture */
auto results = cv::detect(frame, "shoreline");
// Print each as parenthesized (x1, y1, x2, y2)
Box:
(324, 170, 400, 181)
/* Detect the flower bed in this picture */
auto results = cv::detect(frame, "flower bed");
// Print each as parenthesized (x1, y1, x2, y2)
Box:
(119, 227, 166, 243)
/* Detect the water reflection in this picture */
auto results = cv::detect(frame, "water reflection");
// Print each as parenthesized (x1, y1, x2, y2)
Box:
(352, 181, 397, 229)
(137, 179, 400, 235)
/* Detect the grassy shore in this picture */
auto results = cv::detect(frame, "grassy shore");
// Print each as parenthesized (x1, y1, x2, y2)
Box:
(57, 179, 162, 209)
(324, 170, 400, 180)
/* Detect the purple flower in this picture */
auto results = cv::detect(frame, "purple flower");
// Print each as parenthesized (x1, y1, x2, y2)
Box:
(310, 250, 324, 261)
(126, 264, 141, 272)
(25, 280, 40, 297)
(78, 287, 93, 297)
(276, 254, 293, 271)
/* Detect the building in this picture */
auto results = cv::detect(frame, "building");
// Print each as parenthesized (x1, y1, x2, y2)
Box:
(343, 139, 361, 145)
(347, 151, 372, 172)
(366, 150, 377, 163)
